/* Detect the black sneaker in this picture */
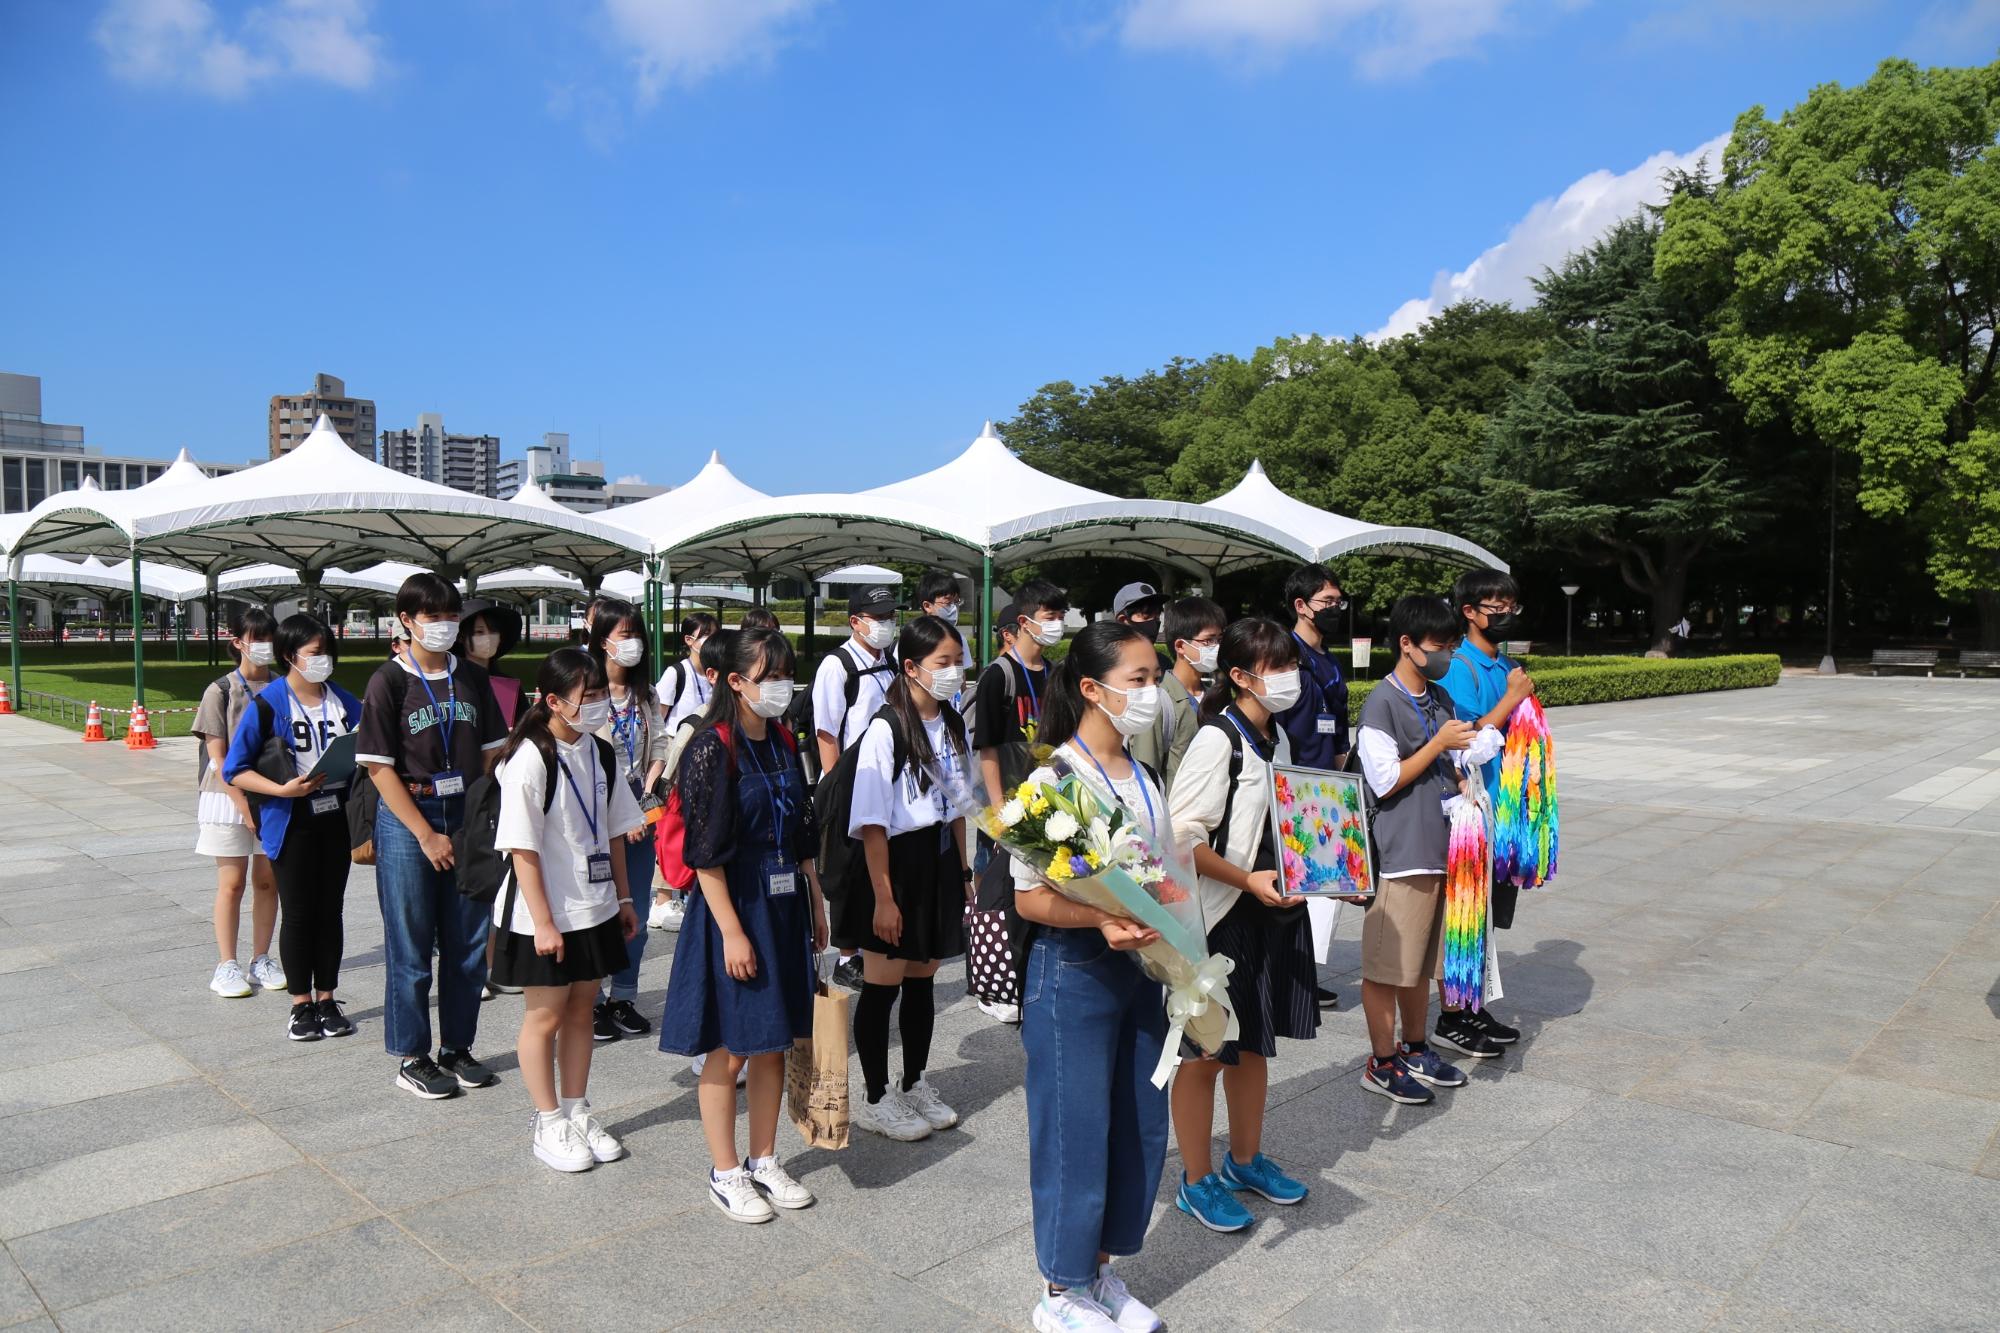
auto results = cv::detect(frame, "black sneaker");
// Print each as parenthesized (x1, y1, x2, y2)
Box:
(604, 998, 651, 1037)
(316, 998, 353, 1038)
(1432, 1012, 1502, 1060)
(287, 1004, 323, 1042)
(592, 1000, 620, 1043)
(438, 1048, 497, 1088)
(1467, 1008, 1519, 1044)
(397, 1056, 459, 1099)
(833, 956, 864, 992)
(1315, 985, 1340, 1011)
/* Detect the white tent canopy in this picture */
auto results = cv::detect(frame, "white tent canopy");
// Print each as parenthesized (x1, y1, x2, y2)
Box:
(216, 561, 423, 604)
(5, 416, 647, 584)
(604, 450, 766, 549)
(10, 554, 203, 603)
(1206, 460, 1508, 571)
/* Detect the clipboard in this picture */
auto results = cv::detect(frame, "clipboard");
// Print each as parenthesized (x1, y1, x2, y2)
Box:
(305, 732, 358, 786)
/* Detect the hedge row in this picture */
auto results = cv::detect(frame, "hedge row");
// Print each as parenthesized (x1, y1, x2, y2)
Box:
(1345, 653, 1781, 721)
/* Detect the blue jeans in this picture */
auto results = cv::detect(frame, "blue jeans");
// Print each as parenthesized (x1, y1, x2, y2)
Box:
(375, 796, 488, 1059)
(1022, 927, 1169, 1287)
(605, 829, 655, 1002)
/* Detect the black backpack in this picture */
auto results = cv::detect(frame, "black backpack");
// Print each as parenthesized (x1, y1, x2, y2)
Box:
(794, 646, 896, 783)
(812, 702, 967, 905)
(455, 734, 616, 904)
(1197, 712, 1301, 923)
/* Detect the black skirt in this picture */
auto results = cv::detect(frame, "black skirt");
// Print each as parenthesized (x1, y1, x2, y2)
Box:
(830, 826, 966, 963)
(490, 916, 629, 988)
(1199, 894, 1320, 1065)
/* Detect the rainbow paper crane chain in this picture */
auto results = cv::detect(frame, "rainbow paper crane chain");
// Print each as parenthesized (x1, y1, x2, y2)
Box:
(1492, 695, 1559, 889)
(1443, 797, 1490, 1012)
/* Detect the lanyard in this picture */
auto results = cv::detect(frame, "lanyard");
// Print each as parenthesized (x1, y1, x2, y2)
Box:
(1069, 736, 1155, 837)
(740, 731, 792, 843)
(1007, 650, 1040, 720)
(1384, 675, 1436, 741)
(281, 679, 333, 749)
(1291, 631, 1341, 691)
(408, 653, 457, 761)
(556, 741, 600, 843)
(610, 693, 644, 769)
(1223, 706, 1274, 762)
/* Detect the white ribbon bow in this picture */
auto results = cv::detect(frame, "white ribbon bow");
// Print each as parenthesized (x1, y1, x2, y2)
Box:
(1150, 953, 1238, 1088)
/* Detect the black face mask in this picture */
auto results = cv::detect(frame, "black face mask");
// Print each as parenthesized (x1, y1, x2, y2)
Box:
(1310, 605, 1344, 639)
(1481, 611, 1519, 639)
(1133, 618, 1161, 643)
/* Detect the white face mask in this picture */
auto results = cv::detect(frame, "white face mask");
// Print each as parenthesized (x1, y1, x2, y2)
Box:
(298, 654, 334, 685)
(1027, 616, 1065, 647)
(243, 641, 275, 667)
(918, 664, 964, 702)
(410, 619, 459, 653)
(1092, 681, 1160, 738)
(747, 678, 794, 719)
(1253, 669, 1303, 713)
(930, 602, 960, 625)
(858, 617, 898, 650)
(468, 631, 500, 661)
(609, 638, 644, 667)
(1183, 641, 1219, 674)
(570, 697, 612, 732)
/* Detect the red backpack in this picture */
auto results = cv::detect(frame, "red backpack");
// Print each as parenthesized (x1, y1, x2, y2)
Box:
(655, 722, 798, 890)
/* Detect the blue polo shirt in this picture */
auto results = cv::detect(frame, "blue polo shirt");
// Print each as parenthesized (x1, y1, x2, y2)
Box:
(1440, 638, 1515, 799)
(1274, 631, 1349, 770)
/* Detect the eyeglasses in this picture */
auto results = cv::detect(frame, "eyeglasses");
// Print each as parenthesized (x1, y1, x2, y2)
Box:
(1308, 597, 1348, 613)
(1477, 602, 1524, 617)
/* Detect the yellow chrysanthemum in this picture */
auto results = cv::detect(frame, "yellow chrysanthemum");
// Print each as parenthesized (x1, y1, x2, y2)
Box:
(1046, 854, 1074, 883)
(1028, 794, 1050, 815)
(1083, 851, 1103, 870)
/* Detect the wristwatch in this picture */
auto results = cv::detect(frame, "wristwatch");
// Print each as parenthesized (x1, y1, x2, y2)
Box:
(961, 868, 974, 883)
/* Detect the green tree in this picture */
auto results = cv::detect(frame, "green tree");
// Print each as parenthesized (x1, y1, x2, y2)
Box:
(998, 357, 1222, 498)
(1472, 215, 1779, 652)
(1656, 57, 2000, 645)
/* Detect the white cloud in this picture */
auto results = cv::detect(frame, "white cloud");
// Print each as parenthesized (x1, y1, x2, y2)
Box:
(599, 0, 827, 104)
(94, 0, 384, 98)
(1368, 132, 1730, 340)
(1901, 0, 2000, 62)
(1117, 0, 1521, 79)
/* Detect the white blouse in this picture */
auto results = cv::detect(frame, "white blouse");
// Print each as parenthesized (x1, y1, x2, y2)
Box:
(1166, 719, 1293, 925)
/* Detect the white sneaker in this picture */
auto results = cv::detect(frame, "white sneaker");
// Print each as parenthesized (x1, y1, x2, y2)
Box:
(1089, 1264, 1162, 1332)
(531, 1112, 593, 1173)
(568, 1101, 626, 1163)
(748, 1157, 815, 1209)
(690, 1053, 748, 1087)
(903, 1075, 959, 1130)
(248, 954, 286, 991)
(978, 999, 1022, 1025)
(1033, 1288, 1120, 1332)
(854, 1088, 933, 1141)
(647, 898, 672, 930)
(209, 960, 252, 998)
(709, 1167, 774, 1223)
(653, 898, 685, 931)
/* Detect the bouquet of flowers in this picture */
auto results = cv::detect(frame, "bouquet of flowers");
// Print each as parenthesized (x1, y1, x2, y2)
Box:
(939, 749, 1236, 1086)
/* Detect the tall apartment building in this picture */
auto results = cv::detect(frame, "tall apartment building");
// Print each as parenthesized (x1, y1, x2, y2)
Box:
(380, 412, 501, 497)
(2, 371, 247, 513)
(269, 373, 376, 459)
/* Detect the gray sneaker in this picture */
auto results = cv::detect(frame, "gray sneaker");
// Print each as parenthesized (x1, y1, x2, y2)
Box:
(209, 960, 252, 998)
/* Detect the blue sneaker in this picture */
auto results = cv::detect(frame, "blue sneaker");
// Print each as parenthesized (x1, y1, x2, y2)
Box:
(1397, 1044, 1466, 1088)
(1219, 1152, 1308, 1205)
(1361, 1057, 1434, 1104)
(1175, 1171, 1253, 1233)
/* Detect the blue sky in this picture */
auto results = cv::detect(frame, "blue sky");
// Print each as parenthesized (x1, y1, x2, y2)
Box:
(3, 0, 1996, 491)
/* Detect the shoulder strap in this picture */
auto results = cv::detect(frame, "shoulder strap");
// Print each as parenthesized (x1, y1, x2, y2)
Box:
(1200, 716, 1245, 859)
(537, 736, 558, 814)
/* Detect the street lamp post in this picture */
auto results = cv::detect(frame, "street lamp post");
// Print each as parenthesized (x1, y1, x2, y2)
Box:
(1820, 441, 1838, 675)
(1561, 583, 1580, 658)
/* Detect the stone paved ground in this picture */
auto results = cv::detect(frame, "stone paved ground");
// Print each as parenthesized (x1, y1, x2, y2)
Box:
(0, 674, 1997, 1332)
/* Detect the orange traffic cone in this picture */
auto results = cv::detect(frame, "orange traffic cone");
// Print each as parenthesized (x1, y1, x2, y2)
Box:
(82, 700, 107, 742)
(125, 701, 156, 750)
(0, 678, 12, 714)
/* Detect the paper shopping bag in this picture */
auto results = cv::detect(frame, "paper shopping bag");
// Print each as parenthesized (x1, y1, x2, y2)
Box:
(786, 981, 851, 1150)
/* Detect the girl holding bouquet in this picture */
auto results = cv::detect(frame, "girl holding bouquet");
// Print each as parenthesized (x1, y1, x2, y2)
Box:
(841, 615, 974, 1142)
(1164, 616, 1318, 1234)
(1009, 621, 1172, 1333)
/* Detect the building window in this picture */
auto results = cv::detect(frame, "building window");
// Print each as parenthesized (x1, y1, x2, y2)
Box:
(82, 462, 101, 486)
(24, 458, 46, 506)
(60, 460, 79, 492)
(3, 457, 21, 512)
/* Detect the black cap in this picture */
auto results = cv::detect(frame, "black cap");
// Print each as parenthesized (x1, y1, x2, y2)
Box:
(847, 585, 898, 617)
(994, 603, 1019, 634)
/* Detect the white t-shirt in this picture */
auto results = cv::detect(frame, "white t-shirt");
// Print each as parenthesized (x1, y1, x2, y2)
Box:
(286, 690, 352, 785)
(657, 658, 711, 730)
(848, 712, 966, 839)
(494, 734, 647, 935)
(812, 639, 894, 753)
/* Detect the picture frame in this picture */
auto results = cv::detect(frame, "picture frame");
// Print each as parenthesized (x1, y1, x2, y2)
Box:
(1268, 762, 1376, 900)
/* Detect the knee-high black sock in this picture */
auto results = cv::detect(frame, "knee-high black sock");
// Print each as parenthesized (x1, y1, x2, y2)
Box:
(855, 982, 898, 1104)
(899, 974, 936, 1091)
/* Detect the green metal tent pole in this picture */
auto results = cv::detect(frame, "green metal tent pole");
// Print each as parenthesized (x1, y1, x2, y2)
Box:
(7, 574, 20, 707)
(645, 560, 665, 667)
(174, 604, 186, 661)
(672, 583, 682, 635)
(980, 554, 994, 670)
(802, 581, 816, 661)
(130, 550, 146, 705)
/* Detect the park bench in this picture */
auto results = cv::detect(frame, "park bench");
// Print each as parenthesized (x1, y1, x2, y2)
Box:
(1959, 650, 2000, 677)
(1870, 648, 1938, 677)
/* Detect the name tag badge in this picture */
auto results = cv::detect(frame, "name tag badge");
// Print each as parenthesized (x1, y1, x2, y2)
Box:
(764, 854, 798, 897)
(432, 770, 465, 797)
(1316, 714, 1340, 735)
(309, 792, 340, 816)
(587, 851, 613, 884)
